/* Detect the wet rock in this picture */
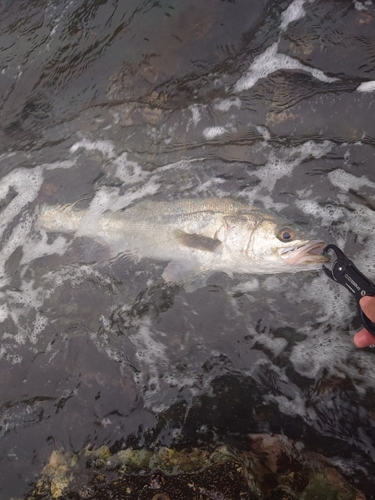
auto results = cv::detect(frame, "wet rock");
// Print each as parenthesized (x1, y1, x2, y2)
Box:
(246, 434, 366, 500)
(26, 446, 251, 500)
(26, 439, 365, 500)
(111, 101, 166, 128)
(279, 1, 375, 80)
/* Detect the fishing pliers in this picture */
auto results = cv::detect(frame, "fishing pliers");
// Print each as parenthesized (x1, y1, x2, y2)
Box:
(323, 244, 375, 336)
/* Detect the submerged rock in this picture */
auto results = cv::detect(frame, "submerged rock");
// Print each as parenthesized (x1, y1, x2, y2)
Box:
(26, 436, 365, 500)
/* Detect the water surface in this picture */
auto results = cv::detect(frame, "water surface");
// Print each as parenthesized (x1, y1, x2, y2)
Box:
(1, 0, 375, 497)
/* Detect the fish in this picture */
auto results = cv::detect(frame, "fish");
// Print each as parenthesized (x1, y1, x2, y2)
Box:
(38, 197, 327, 291)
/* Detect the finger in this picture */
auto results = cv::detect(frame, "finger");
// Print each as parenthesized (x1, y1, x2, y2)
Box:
(359, 296, 375, 322)
(353, 328, 375, 348)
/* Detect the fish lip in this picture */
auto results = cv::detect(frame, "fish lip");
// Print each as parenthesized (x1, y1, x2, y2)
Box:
(280, 241, 328, 265)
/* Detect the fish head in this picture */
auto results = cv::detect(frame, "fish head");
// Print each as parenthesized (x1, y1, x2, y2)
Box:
(217, 212, 326, 273)
(247, 216, 327, 272)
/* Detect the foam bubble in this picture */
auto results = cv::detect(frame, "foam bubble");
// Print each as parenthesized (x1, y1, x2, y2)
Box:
(280, 0, 307, 31)
(20, 233, 69, 266)
(113, 153, 149, 185)
(31, 313, 48, 342)
(202, 126, 228, 139)
(192, 177, 225, 195)
(291, 187, 375, 388)
(109, 176, 161, 212)
(297, 197, 347, 223)
(357, 81, 375, 92)
(302, 276, 353, 326)
(0, 168, 43, 239)
(76, 189, 117, 237)
(43, 159, 76, 170)
(127, 318, 169, 406)
(70, 139, 115, 157)
(256, 126, 271, 141)
(0, 168, 44, 310)
(250, 141, 332, 195)
(231, 278, 260, 294)
(189, 105, 203, 126)
(328, 168, 375, 191)
(234, 43, 338, 92)
(267, 391, 316, 420)
(354, 1, 373, 11)
(0, 304, 8, 323)
(213, 98, 241, 112)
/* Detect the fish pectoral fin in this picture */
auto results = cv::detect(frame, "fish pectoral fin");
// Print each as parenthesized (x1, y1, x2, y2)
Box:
(162, 260, 210, 292)
(175, 230, 221, 252)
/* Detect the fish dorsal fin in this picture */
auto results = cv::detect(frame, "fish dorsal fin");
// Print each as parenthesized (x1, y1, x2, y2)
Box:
(175, 230, 222, 252)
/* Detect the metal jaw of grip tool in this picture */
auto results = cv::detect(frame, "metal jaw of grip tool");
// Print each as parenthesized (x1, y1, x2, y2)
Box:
(323, 244, 375, 336)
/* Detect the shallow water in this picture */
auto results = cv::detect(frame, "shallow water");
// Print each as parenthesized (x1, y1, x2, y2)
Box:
(1, 0, 375, 497)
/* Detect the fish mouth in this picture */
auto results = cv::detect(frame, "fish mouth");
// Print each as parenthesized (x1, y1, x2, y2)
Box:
(280, 241, 328, 265)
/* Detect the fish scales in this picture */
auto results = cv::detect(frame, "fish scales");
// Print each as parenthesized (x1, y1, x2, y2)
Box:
(120, 198, 256, 232)
(38, 197, 326, 290)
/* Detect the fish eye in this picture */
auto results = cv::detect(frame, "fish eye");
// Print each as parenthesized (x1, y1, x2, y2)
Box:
(277, 226, 295, 242)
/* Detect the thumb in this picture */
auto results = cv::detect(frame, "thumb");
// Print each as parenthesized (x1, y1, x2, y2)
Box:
(359, 296, 375, 323)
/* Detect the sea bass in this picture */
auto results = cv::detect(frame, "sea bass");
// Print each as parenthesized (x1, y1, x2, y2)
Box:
(39, 197, 327, 291)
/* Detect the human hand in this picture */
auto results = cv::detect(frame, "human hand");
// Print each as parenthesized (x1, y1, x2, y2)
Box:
(353, 296, 375, 348)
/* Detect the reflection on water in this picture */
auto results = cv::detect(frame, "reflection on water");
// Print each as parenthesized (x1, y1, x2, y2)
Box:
(1, 0, 375, 497)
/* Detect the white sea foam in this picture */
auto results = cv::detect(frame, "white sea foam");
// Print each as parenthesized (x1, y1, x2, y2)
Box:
(202, 126, 228, 139)
(0, 168, 44, 295)
(3, 16, 375, 461)
(189, 105, 203, 126)
(213, 98, 241, 112)
(70, 139, 115, 157)
(357, 81, 375, 92)
(290, 169, 375, 388)
(127, 317, 169, 405)
(256, 126, 271, 141)
(43, 159, 76, 170)
(328, 168, 375, 191)
(193, 177, 226, 194)
(0, 148, 159, 355)
(0, 168, 43, 237)
(75, 189, 117, 238)
(280, 0, 308, 31)
(249, 140, 332, 198)
(267, 390, 317, 421)
(354, 1, 373, 11)
(2, 92, 375, 442)
(0, 143, 358, 377)
(234, 43, 338, 92)
(108, 175, 161, 212)
(231, 278, 260, 294)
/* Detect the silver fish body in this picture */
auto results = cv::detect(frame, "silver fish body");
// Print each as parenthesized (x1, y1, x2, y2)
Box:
(39, 197, 326, 290)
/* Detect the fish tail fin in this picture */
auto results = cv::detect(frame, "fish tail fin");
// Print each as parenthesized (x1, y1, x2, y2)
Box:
(38, 204, 85, 233)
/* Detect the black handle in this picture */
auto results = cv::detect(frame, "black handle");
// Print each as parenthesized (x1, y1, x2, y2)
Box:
(323, 244, 375, 336)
